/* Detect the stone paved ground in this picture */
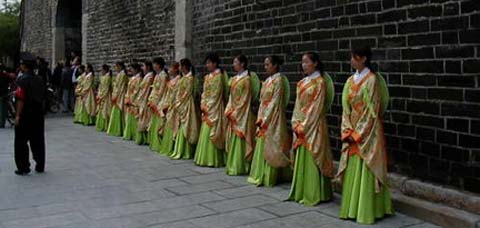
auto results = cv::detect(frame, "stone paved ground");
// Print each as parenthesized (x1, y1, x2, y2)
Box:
(0, 117, 441, 228)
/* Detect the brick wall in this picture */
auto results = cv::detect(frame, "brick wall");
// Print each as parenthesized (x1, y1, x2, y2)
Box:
(191, 0, 480, 193)
(20, 0, 176, 67)
(20, 0, 53, 61)
(85, 0, 176, 67)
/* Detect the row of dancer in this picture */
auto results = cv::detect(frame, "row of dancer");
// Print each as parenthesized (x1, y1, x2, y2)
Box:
(73, 46, 392, 224)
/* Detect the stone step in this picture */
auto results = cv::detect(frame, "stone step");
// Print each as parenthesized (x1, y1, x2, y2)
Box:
(392, 190, 480, 228)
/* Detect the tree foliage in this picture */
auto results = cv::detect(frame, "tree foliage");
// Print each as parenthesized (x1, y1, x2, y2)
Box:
(0, 1, 20, 62)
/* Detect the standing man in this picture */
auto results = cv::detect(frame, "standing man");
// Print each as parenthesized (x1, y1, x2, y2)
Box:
(52, 61, 63, 107)
(14, 52, 46, 175)
(70, 56, 81, 109)
(61, 61, 73, 112)
(71, 56, 81, 86)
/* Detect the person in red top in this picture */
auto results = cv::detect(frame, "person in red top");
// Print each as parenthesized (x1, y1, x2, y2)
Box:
(14, 52, 46, 176)
(0, 63, 16, 128)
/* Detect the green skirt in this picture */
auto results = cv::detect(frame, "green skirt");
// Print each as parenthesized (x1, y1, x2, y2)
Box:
(194, 122, 225, 167)
(95, 114, 108, 132)
(170, 125, 195, 160)
(80, 108, 95, 126)
(288, 146, 332, 206)
(107, 107, 123, 137)
(247, 137, 277, 187)
(159, 126, 175, 156)
(73, 101, 83, 124)
(339, 155, 393, 224)
(123, 113, 137, 140)
(135, 130, 148, 145)
(148, 115, 162, 151)
(226, 134, 250, 176)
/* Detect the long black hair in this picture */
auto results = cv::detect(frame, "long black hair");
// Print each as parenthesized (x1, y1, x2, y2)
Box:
(86, 63, 94, 75)
(351, 46, 374, 72)
(130, 62, 142, 76)
(102, 64, 112, 76)
(266, 55, 284, 73)
(143, 60, 154, 75)
(234, 54, 248, 70)
(180, 58, 195, 76)
(153, 57, 167, 74)
(204, 52, 223, 73)
(303, 51, 324, 75)
(115, 61, 126, 71)
(78, 65, 85, 73)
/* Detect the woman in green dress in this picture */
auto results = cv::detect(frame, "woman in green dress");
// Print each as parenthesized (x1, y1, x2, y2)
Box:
(194, 52, 229, 167)
(169, 58, 200, 160)
(79, 64, 96, 126)
(134, 60, 155, 145)
(73, 65, 86, 124)
(95, 64, 112, 132)
(107, 62, 128, 137)
(288, 52, 335, 206)
(337, 46, 393, 224)
(123, 63, 143, 140)
(224, 55, 260, 176)
(147, 57, 168, 152)
(247, 55, 291, 187)
(158, 62, 181, 156)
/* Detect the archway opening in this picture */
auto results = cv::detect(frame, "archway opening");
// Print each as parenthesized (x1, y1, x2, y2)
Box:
(53, 0, 82, 64)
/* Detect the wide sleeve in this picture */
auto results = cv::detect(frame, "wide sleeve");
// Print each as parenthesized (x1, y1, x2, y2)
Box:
(342, 77, 381, 144)
(376, 73, 390, 115)
(222, 71, 230, 100)
(97, 77, 108, 100)
(281, 75, 290, 108)
(81, 75, 94, 94)
(258, 78, 284, 128)
(323, 73, 335, 113)
(340, 79, 355, 141)
(249, 72, 261, 101)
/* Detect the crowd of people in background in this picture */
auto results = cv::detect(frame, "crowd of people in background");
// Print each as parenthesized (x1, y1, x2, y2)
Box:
(0, 53, 86, 128)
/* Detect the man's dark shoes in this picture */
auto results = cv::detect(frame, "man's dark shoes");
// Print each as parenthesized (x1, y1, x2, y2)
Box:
(35, 166, 44, 173)
(14, 170, 30, 176)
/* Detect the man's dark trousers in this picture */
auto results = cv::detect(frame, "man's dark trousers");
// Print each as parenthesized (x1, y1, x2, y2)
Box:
(14, 115, 45, 172)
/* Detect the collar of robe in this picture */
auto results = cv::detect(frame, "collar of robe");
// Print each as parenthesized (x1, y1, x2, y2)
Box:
(237, 70, 249, 78)
(184, 71, 192, 77)
(266, 72, 281, 83)
(354, 67, 370, 84)
(304, 71, 321, 84)
(145, 72, 154, 77)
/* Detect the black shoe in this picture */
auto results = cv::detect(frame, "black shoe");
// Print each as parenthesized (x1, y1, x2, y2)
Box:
(14, 170, 30, 176)
(35, 167, 44, 173)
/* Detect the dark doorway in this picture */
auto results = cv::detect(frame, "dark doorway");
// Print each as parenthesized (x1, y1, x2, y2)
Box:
(53, 0, 82, 64)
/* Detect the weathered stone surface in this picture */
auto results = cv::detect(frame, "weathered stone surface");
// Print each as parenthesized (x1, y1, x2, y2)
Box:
(0, 117, 441, 228)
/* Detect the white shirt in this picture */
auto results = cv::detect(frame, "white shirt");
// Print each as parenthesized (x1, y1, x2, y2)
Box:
(237, 70, 248, 78)
(304, 71, 321, 84)
(210, 69, 221, 76)
(266, 72, 281, 83)
(145, 72, 154, 78)
(353, 67, 370, 84)
(72, 66, 78, 83)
